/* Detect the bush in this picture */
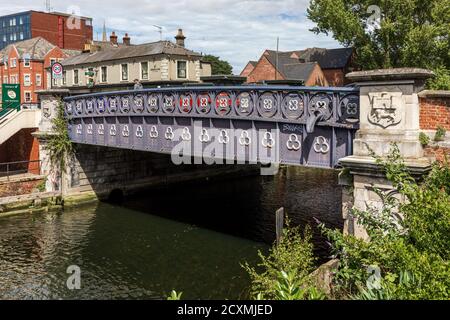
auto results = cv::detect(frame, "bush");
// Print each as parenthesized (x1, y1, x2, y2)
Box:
(419, 132, 430, 146)
(434, 126, 446, 142)
(427, 67, 450, 91)
(242, 222, 320, 300)
(322, 144, 450, 299)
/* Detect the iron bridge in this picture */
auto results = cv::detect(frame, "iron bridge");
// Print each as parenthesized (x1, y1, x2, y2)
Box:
(64, 85, 360, 168)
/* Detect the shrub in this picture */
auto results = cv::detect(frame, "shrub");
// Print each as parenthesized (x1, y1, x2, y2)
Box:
(322, 144, 450, 299)
(242, 222, 319, 300)
(434, 126, 446, 142)
(419, 132, 430, 146)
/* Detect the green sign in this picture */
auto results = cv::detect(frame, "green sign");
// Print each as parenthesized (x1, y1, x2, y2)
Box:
(1, 84, 21, 109)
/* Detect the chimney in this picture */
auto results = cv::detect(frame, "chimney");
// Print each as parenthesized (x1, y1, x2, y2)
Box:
(123, 33, 131, 46)
(110, 31, 118, 45)
(175, 29, 186, 47)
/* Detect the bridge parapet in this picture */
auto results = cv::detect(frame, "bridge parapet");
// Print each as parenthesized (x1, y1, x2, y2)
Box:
(64, 85, 360, 168)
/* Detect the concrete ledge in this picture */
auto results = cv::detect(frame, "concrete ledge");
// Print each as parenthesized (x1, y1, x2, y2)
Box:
(35, 89, 70, 95)
(418, 90, 450, 98)
(339, 155, 431, 177)
(0, 191, 62, 217)
(346, 68, 434, 82)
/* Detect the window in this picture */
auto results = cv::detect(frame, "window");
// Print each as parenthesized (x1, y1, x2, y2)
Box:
(141, 62, 149, 80)
(2, 35, 6, 42)
(121, 64, 128, 81)
(24, 74, 31, 86)
(19, 17, 23, 25)
(50, 58, 56, 66)
(36, 74, 42, 87)
(177, 61, 187, 79)
(73, 70, 79, 85)
(101, 66, 107, 83)
(24, 91, 32, 103)
(19, 32, 24, 40)
(24, 58, 30, 67)
(10, 58, 17, 68)
(62, 71, 66, 85)
(10, 18, 16, 26)
(3, 76, 7, 84)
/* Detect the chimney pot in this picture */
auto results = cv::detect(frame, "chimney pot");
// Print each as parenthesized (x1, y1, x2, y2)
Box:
(123, 33, 131, 46)
(175, 28, 186, 47)
(110, 31, 118, 45)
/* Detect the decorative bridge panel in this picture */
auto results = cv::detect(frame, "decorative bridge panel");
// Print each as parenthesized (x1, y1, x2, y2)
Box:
(64, 86, 359, 169)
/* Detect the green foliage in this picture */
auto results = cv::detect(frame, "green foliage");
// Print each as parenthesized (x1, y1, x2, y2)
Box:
(434, 126, 447, 141)
(45, 100, 74, 172)
(36, 180, 46, 192)
(167, 290, 182, 300)
(272, 270, 326, 300)
(307, 0, 450, 89)
(427, 66, 450, 90)
(242, 222, 318, 300)
(202, 55, 233, 75)
(419, 132, 430, 146)
(322, 144, 450, 299)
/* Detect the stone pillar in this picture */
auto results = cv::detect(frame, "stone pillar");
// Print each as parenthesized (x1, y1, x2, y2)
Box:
(339, 69, 433, 238)
(33, 89, 70, 193)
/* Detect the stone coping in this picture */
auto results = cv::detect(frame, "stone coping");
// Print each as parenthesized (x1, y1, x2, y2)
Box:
(418, 90, 450, 98)
(35, 89, 70, 95)
(346, 68, 434, 82)
(339, 155, 432, 176)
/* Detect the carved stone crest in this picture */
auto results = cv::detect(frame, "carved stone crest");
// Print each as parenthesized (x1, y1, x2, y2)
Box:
(368, 92, 402, 128)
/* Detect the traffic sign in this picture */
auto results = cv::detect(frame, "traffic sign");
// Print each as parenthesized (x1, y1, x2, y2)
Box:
(52, 62, 64, 80)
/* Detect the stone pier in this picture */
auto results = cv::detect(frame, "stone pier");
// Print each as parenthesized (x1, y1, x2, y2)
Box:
(338, 68, 434, 238)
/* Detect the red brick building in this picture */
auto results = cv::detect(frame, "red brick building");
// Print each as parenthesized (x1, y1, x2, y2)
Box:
(0, 11, 93, 51)
(242, 47, 355, 86)
(0, 37, 77, 105)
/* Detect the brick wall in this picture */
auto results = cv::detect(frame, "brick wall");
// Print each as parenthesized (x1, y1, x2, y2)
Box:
(419, 96, 450, 130)
(0, 178, 44, 198)
(323, 69, 346, 87)
(0, 128, 40, 173)
(247, 56, 284, 83)
(31, 12, 93, 50)
(305, 64, 329, 87)
(419, 91, 450, 162)
(240, 62, 255, 78)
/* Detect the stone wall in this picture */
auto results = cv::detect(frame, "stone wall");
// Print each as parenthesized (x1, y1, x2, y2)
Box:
(65, 144, 258, 198)
(0, 176, 44, 198)
(419, 90, 450, 162)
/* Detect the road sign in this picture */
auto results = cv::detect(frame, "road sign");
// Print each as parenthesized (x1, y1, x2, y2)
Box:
(1, 84, 21, 109)
(52, 62, 64, 80)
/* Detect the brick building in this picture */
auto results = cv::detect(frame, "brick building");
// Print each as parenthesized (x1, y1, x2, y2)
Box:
(0, 11, 93, 50)
(0, 37, 78, 105)
(242, 47, 355, 86)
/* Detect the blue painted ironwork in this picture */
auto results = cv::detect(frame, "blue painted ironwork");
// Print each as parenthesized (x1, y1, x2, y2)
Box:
(64, 85, 360, 169)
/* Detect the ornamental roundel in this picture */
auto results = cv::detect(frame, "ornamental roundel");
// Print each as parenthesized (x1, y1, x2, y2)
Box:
(162, 94, 176, 113)
(96, 97, 106, 114)
(235, 92, 254, 116)
(120, 95, 131, 113)
(65, 101, 73, 115)
(282, 93, 304, 120)
(339, 94, 359, 123)
(108, 96, 118, 113)
(85, 98, 95, 114)
(257, 92, 278, 118)
(308, 94, 332, 121)
(147, 94, 159, 113)
(215, 92, 232, 116)
(75, 100, 84, 115)
(133, 95, 145, 113)
(196, 93, 211, 114)
(178, 94, 193, 114)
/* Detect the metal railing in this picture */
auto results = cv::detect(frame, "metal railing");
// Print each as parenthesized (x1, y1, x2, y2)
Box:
(0, 160, 41, 181)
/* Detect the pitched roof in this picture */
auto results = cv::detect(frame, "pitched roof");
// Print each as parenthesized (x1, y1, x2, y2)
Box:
(263, 47, 353, 71)
(278, 62, 318, 80)
(61, 40, 202, 66)
(0, 37, 57, 61)
(62, 48, 82, 57)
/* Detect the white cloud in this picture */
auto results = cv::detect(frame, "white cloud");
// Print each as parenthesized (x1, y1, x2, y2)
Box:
(0, 0, 341, 73)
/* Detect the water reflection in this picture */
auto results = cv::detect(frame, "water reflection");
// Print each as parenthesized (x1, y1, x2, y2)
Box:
(0, 166, 342, 299)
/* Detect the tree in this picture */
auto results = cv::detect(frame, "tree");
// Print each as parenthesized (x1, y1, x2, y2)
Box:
(307, 0, 450, 88)
(202, 55, 233, 75)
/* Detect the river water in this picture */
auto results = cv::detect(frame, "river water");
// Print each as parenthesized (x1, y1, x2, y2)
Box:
(0, 166, 342, 300)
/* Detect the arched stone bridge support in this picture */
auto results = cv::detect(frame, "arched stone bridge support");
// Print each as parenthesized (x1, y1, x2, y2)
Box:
(338, 68, 434, 238)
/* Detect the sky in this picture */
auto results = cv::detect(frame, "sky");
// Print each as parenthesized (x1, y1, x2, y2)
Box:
(0, 0, 341, 73)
